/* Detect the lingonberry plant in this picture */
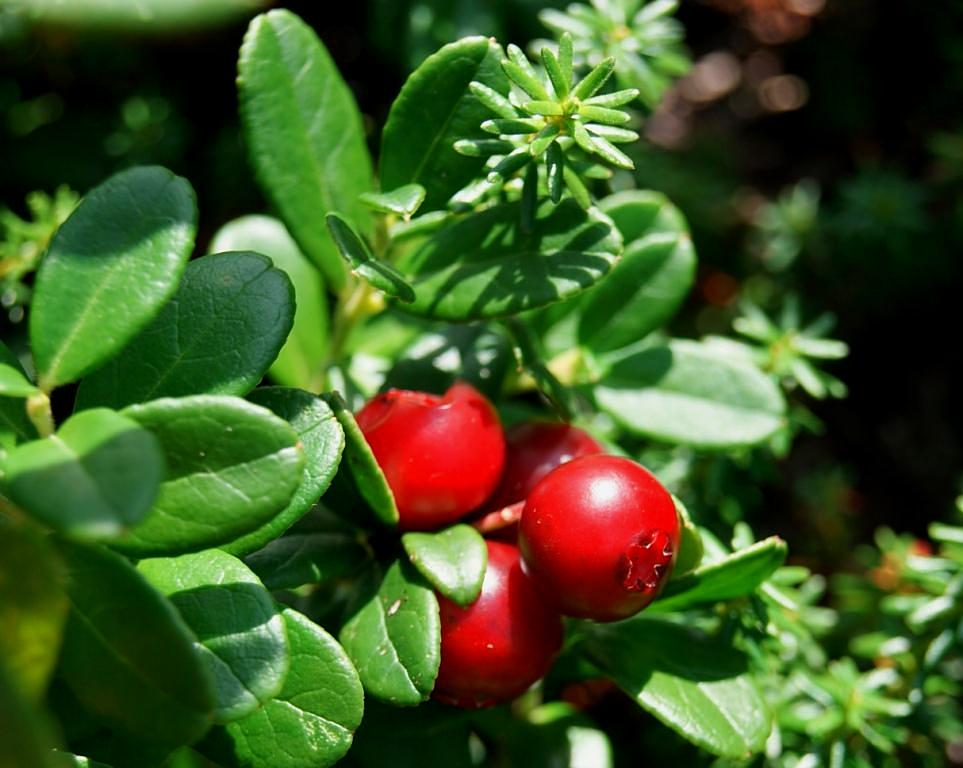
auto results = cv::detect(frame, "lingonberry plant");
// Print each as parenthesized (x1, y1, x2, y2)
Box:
(13, 2, 958, 768)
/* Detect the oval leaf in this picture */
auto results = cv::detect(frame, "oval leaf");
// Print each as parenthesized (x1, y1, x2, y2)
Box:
(221, 387, 345, 557)
(3, 409, 164, 540)
(76, 252, 295, 409)
(0, 525, 68, 702)
(138, 550, 289, 723)
(581, 191, 696, 352)
(401, 525, 487, 607)
(339, 559, 440, 705)
(326, 213, 416, 302)
(30, 166, 196, 389)
(209, 215, 329, 391)
(593, 340, 786, 448)
(380, 36, 508, 212)
(360, 185, 426, 218)
(115, 395, 304, 556)
(239, 9, 373, 289)
(198, 608, 364, 768)
(321, 392, 399, 527)
(584, 616, 770, 758)
(0, 364, 38, 398)
(653, 536, 788, 613)
(55, 540, 215, 746)
(396, 200, 622, 321)
(1, 343, 39, 452)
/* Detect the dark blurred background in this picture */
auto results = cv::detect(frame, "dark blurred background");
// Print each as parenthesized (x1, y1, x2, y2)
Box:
(2, 0, 961, 564)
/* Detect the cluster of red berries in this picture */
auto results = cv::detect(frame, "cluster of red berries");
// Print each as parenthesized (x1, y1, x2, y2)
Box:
(356, 382, 679, 708)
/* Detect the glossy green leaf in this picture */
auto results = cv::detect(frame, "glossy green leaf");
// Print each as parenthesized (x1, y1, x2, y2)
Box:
(239, 9, 373, 290)
(402, 524, 487, 606)
(138, 550, 289, 724)
(209, 215, 328, 391)
(380, 36, 509, 212)
(244, 506, 369, 591)
(17, 0, 270, 32)
(580, 191, 696, 352)
(653, 536, 788, 613)
(326, 213, 416, 302)
(56, 540, 215, 746)
(52, 752, 112, 768)
(0, 364, 38, 397)
(3, 409, 164, 540)
(340, 559, 440, 705)
(30, 166, 196, 390)
(221, 388, 345, 557)
(76, 252, 294, 409)
(360, 185, 426, 218)
(199, 608, 363, 768)
(0, 526, 68, 702)
(115, 395, 304, 556)
(321, 392, 399, 527)
(594, 340, 786, 448)
(396, 199, 621, 321)
(0, 341, 39, 452)
(584, 616, 770, 758)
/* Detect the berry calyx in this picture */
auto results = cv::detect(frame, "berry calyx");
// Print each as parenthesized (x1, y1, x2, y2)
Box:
(433, 540, 564, 708)
(519, 455, 679, 621)
(356, 382, 505, 531)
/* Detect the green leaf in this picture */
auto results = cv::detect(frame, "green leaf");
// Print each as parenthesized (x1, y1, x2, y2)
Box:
(584, 616, 770, 758)
(3, 409, 164, 540)
(593, 340, 786, 448)
(56, 540, 215, 746)
(244, 505, 369, 591)
(653, 536, 788, 613)
(396, 199, 621, 321)
(402, 525, 487, 606)
(220, 387, 345, 557)
(359, 185, 427, 218)
(672, 496, 704, 577)
(208, 215, 328, 391)
(579, 191, 696, 352)
(138, 550, 289, 724)
(380, 36, 509, 212)
(76, 252, 294, 409)
(0, 663, 62, 768)
(340, 559, 440, 705)
(325, 213, 416, 302)
(53, 752, 112, 768)
(0, 342, 39, 451)
(16, 0, 270, 32)
(321, 392, 399, 527)
(0, 525, 68, 702)
(0, 364, 38, 397)
(239, 9, 373, 290)
(115, 395, 304, 556)
(198, 608, 363, 768)
(30, 166, 196, 390)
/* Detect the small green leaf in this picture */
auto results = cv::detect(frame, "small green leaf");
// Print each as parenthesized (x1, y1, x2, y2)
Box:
(381, 37, 509, 212)
(0, 525, 68, 702)
(402, 525, 487, 606)
(546, 141, 564, 203)
(542, 47, 570, 100)
(360, 185, 427, 218)
(115, 395, 304, 556)
(0, 364, 38, 397)
(504, 44, 551, 101)
(584, 616, 770, 758)
(239, 10, 373, 290)
(395, 199, 621, 321)
(198, 608, 363, 768)
(482, 117, 545, 135)
(672, 496, 704, 577)
(572, 57, 616, 100)
(56, 540, 215, 746)
(138, 550, 289, 724)
(321, 392, 399, 527)
(30, 166, 196, 390)
(340, 559, 440, 705)
(208, 215, 328, 391)
(0, 342, 39, 451)
(221, 387, 345, 557)
(469, 80, 517, 118)
(593, 340, 786, 448)
(3, 409, 164, 540)
(326, 213, 416, 302)
(653, 536, 788, 613)
(76, 252, 294, 409)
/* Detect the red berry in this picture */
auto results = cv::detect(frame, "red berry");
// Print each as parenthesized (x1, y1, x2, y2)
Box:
(519, 455, 679, 622)
(356, 382, 505, 531)
(434, 540, 563, 708)
(487, 421, 604, 510)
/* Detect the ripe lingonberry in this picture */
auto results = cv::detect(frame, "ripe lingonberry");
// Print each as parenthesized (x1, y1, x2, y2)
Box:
(519, 455, 679, 622)
(356, 382, 505, 531)
(434, 540, 563, 708)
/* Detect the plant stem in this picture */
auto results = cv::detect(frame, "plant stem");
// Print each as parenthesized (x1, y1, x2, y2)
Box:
(26, 392, 54, 438)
